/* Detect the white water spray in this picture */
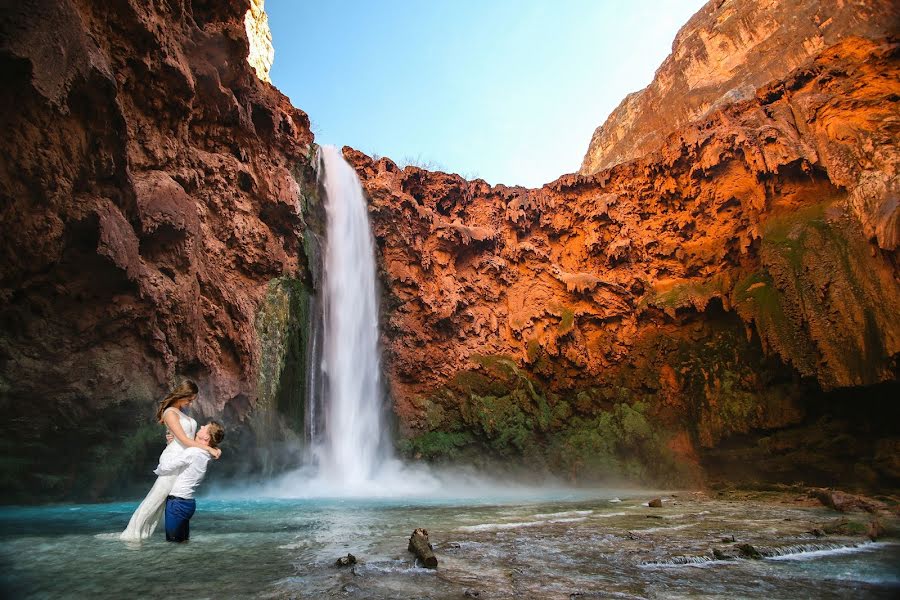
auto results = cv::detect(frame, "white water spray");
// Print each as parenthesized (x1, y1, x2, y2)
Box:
(317, 145, 388, 490)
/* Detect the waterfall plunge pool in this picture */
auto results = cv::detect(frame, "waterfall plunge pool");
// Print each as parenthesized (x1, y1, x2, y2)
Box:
(2, 491, 898, 599)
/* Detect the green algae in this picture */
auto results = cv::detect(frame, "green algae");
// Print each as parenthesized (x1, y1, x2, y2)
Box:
(398, 352, 689, 484)
(396, 430, 475, 461)
(742, 201, 897, 385)
(84, 421, 165, 493)
(643, 275, 729, 312)
(550, 305, 575, 336)
(253, 277, 310, 446)
(546, 401, 685, 483)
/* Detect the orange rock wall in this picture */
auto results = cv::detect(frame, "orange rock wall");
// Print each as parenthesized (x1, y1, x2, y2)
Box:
(580, 0, 899, 174)
(351, 37, 900, 477)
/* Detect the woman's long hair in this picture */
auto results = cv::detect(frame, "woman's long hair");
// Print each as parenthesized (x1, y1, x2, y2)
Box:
(155, 380, 199, 423)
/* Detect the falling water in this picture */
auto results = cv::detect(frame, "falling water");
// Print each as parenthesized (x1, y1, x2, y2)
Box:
(316, 145, 388, 489)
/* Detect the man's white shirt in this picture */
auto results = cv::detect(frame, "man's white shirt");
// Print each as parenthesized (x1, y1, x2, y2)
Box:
(155, 447, 211, 499)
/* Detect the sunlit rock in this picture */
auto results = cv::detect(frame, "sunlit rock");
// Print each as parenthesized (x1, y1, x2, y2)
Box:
(580, 0, 900, 174)
(245, 0, 274, 83)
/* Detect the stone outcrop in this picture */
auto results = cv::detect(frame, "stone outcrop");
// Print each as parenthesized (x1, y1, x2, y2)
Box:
(245, 0, 274, 83)
(0, 0, 315, 500)
(580, 0, 900, 174)
(350, 35, 900, 487)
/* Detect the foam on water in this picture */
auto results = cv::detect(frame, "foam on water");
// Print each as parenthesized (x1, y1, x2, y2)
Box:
(765, 541, 885, 561)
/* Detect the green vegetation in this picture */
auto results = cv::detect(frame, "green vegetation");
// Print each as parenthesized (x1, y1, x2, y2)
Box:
(734, 200, 897, 385)
(547, 401, 685, 483)
(397, 351, 692, 484)
(254, 277, 310, 436)
(85, 421, 165, 492)
(396, 431, 475, 460)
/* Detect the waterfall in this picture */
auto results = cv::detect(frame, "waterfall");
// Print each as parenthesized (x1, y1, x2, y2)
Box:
(315, 145, 389, 489)
(260, 145, 446, 498)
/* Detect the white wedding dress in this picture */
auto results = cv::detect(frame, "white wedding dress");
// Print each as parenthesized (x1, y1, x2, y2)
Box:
(119, 408, 196, 541)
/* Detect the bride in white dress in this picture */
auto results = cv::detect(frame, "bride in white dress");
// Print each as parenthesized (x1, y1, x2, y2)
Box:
(120, 380, 221, 541)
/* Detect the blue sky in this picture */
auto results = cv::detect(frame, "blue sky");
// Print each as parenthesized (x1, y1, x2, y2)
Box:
(266, 0, 707, 187)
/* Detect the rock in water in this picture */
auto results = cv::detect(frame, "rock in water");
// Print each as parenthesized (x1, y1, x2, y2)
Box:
(408, 528, 438, 569)
(813, 489, 887, 513)
(736, 543, 763, 560)
(335, 553, 357, 567)
(648, 498, 663, 508)
(867, 519, 885, 541)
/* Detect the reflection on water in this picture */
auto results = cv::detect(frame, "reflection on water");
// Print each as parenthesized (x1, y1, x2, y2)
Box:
(1, 492, 898, 599)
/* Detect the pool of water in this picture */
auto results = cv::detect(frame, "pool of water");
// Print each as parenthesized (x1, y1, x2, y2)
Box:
(2, 491, 898, 599)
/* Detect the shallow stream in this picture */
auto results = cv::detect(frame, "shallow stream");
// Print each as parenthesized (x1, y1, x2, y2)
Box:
(2, 491, 898, 599)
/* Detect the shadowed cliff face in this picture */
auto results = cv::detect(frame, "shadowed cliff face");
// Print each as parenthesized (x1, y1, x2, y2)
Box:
(0, 0, 314, 499)
(349, 37, 900, 488)
(580, 0, 900, 175)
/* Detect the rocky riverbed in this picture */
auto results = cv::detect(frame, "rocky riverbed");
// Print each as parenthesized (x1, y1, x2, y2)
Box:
(2, 487, 897, 599)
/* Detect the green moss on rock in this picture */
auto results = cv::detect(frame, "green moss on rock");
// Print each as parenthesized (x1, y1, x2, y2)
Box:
(397, 431, 475, 461)
(253, 277, 310, 446)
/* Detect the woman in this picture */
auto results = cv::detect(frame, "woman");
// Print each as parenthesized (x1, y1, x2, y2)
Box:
(120, 380, 221, 541)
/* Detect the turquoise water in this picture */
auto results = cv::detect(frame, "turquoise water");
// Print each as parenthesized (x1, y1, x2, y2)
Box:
(1, 492, 898, 599)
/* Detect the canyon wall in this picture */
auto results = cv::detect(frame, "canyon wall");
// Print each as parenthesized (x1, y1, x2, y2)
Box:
(580, 0, 900, 174)
(1, 0, 897, 500)
(352, 34, 900, 488)
(0, 0, 316, 500)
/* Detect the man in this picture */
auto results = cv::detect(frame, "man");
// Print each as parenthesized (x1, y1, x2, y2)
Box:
(157, 421, 225, 542)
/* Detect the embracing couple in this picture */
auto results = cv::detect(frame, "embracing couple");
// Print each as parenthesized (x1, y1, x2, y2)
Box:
(120, 380, 224, 543)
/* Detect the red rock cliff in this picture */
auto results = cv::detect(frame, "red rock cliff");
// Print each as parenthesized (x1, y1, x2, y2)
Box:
(350, 35, 900, 486)
(580, 0, 899, 174)
(0, 0, 315, 498)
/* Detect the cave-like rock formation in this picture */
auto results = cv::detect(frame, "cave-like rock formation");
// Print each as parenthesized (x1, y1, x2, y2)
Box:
(0, 0, 315, 500)
(350, 33, 899, 487)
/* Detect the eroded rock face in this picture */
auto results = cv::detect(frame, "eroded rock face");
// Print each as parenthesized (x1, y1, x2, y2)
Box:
(245, 0, 274, 83)
(351, 36, 900, 487)
(579, 0, 900, 175)
(0, 0, 314, 499)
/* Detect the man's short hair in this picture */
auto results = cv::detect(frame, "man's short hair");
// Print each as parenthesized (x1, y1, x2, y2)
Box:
(206, 421, 225, 448)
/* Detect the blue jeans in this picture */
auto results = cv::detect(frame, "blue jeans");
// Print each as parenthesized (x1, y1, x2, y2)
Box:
(164, 496, 196, 542)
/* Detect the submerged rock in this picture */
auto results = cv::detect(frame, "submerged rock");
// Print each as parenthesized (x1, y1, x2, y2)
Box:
(712, 546, 739, 561)
(335, 554, 358, 567)
(808, 528, 826, 538)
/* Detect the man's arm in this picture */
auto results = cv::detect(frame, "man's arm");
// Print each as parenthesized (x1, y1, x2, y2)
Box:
(154, 448, 201, 476)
